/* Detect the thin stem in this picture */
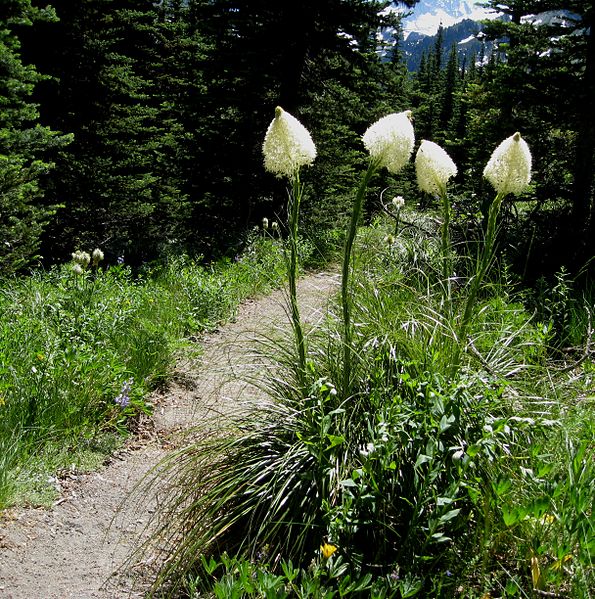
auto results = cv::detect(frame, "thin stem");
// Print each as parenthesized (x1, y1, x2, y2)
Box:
(288, 172, 307, 382)
(341, 159, 378, 396)
(455, 191, 506, 370)
(439, 186, 451, 285)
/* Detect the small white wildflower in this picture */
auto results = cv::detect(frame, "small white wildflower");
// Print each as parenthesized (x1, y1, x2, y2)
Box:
(262, 217, 269, 230)
(262, 106, 316, 179)
(483, 132, 532, 196)
(392, 196, 405, 209)
(72, 250, 91, 267)
(415, 140, 457, 196)
(362, 111, 415, 174)
(92, 248, 104, 265)
(271, 221, 279, 232)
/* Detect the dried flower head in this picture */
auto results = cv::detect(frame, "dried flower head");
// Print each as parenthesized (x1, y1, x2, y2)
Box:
(415, 140, 458, 195)
(483, 132, 532, 196)
(72, 263, 84, 276)
(262, 106, 316, 179)
(271, 221, 279, 232)
(362, 111, 415, 174)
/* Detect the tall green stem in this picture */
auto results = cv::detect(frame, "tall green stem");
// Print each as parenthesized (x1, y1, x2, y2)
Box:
(288, 173, 307, 381)
(439, 187, 452, 285)
(341, 159, 378, 395)
(455, 191, 506, 370)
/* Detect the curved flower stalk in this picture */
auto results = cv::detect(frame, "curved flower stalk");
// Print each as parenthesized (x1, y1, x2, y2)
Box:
(263, 107, 316, 380)
(456, 132, 532, 371)
(342, 110, 414, 394)
(415, 140, 457, 283)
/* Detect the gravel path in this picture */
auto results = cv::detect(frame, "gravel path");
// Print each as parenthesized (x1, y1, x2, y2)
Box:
(0, 270, 339, 599)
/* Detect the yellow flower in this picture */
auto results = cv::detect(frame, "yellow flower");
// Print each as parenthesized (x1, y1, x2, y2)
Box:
(415, 140, 457, 196)
(363, 111, 415, 174)
(539, 513, 555, 525)
(483, 132, 532, 196)
(263, 106, 316, 179)
(0, 395, 5, 407)
(320, 542, 337, 559)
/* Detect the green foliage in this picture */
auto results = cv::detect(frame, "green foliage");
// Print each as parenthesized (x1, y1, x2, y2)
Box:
(0, 0, 70, 273)
(27, 0, 193, 263)
(0, 234, 288, 508)
(136, 211, 578, 597)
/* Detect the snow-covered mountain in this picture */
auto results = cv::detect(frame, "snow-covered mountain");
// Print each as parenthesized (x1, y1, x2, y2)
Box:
(382, 0, 501, 37)
(400, 18, 492, 71)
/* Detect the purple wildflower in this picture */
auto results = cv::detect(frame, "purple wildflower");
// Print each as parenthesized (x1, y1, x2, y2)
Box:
(114, 378, 133, 408)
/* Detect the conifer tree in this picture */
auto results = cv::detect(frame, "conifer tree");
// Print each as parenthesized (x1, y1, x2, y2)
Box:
(24, 0, 192, 263)
(0, 0, 70, 273)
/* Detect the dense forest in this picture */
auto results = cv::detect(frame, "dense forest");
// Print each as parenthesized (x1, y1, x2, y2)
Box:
(1, 0, 593, 279)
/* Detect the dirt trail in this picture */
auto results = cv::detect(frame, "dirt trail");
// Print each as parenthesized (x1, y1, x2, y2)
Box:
(0, 270, 339, 599)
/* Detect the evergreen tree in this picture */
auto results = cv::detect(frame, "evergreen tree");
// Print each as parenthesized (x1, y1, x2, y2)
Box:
(478, 0, 595, 263)
(0, 1, 70, 273)
(24, 0, 192, 263)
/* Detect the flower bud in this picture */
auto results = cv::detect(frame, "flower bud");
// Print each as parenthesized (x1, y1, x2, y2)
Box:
(263, 106, 316, 179)
(483, 132, 532, 196)
(415, 140, 457, 196)
(363, 111, 415, 174)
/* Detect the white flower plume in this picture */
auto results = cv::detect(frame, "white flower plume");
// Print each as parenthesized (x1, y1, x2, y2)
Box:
(363, 110, 415, 174)
(415, 140, 457, 195)
(262, 106, 316, 178)
(483, 132, 532, 196)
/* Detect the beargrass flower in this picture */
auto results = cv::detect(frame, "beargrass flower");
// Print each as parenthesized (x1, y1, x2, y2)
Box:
(362, 111, 415, 173)
(262, 106, 316, 179)
(483, 132, 532, 196)
(415, 140, 458, 196)
(262, 217, 269, 230)
(72, 263, 83, 275)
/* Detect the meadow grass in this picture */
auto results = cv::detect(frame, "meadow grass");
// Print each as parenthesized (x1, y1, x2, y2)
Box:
(136, 211, 594, 598)
(0, 233, 291, 509)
